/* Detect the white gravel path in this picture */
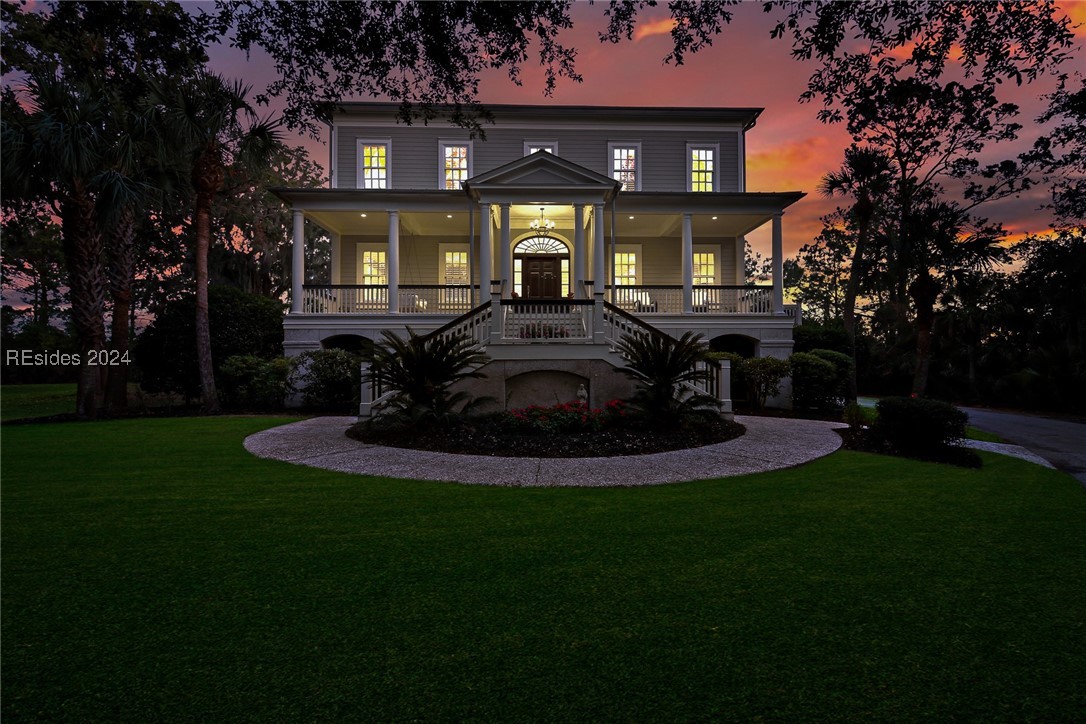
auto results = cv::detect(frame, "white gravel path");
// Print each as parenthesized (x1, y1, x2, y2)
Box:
(243, 415, 848, 487)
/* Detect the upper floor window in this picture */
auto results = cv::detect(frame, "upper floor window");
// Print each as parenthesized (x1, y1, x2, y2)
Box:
(524, 141, 557, 155)
(439, 141, 472, 190)
(609, 143, 641, 191)
(358, 140, 390, 189)
(688, 144, 718, 192)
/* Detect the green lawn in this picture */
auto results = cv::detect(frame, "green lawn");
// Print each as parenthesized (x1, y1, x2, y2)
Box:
(2, 417, 1083, 720)
(1, 383, 78, 421)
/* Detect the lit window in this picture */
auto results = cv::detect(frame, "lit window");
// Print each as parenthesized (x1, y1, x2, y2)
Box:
(609, 144, 640, 190)
(514, 258, 523, 297)
(693, 252, 716, 285)
(444, 250, 468, 285)
(614, 252, 637, 286)
(561, 258, 570, 298)
(361, 250, 387, 285)
(440, 143, 471, 189)
(360, 142, 388, 189)
(690, 146, 716, 192)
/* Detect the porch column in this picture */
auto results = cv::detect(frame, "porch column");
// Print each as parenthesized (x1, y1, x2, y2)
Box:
(682, 212, 694, 314)
(772, 212, 784, 315)
(388, 210, 400, 313)
(290, 210, 304, 313)
(593, 203, 605, 295)
(479, 203, 493, 294)
(735, 234, 746, 284)
(500, 203, 511, 294)
(574, 204, 586, 299)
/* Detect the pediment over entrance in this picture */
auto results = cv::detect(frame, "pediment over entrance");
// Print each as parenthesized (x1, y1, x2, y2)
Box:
(464, 151, 620, 204)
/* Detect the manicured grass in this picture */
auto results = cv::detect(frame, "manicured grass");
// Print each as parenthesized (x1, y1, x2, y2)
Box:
(1, 383, 77, 421)
(966, 425, 1004, 442)
(3, 417, 1084, 720)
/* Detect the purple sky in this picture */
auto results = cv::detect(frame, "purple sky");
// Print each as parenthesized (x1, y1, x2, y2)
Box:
(206, 1, 1085, 258)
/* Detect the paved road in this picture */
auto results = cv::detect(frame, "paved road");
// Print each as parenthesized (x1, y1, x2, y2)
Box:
(958, 406, 1086, 485)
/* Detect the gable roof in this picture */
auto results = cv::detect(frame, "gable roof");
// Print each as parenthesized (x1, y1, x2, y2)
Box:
(463, 151, 621, 202)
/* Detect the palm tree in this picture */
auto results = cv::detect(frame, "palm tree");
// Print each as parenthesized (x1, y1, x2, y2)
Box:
(2, 74, 141, 418)
(819, 145, 893, 402)
(148, 72, 280, 413)
(616, 330, 718, 422)
(367, 329, 490, 421)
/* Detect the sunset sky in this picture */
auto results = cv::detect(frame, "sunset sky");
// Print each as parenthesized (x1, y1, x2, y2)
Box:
(205, 2, 1085, 259)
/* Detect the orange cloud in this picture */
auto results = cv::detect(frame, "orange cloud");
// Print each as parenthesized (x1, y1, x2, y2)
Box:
(633, 17, 677, 42)
(1060, 0, 1086, 36)
(747, 136, 832, 191)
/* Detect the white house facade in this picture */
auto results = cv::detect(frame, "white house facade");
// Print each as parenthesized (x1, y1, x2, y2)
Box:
(274, 103, 804, 410)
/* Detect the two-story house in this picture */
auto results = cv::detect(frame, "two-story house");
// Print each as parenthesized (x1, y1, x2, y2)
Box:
(274, 103, 804, 410)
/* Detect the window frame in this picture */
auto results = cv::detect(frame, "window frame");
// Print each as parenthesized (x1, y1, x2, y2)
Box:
(357, 138, 391, 189)
(607, 142, 642, 191)
(612, 243, 643, 286)
(355, 243, 388, 286)
(438, 243, 470, 286)
(686, 142, 719, 192)
(523, 140, 558, 156)
(693, 245, 719, 286)
(437, 140, 473, 190)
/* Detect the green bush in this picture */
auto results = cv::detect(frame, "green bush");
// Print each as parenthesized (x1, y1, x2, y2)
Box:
(219, 355, 292, 410)
(740, 356, 790, 410)
(135, 287, 284, 399)
(617, 331, 718, 422)
(843, 402, 870, 431)
(291, 349, 363, 412)
(875, 396, 967, 453)
(790, 352, 838, 411)
(809, 348, 854, 409)
(793, 321, 849, 355)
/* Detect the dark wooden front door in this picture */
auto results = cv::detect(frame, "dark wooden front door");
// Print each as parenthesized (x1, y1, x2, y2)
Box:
(523, 255, 561, 299)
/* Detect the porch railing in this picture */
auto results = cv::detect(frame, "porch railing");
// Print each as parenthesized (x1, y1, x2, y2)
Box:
(607, 285, 774, 314)
(500, 299, 595, 341)
(301, 284, 479, 314)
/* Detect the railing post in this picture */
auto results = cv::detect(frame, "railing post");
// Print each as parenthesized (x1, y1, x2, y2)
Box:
(772, 212, 785, 316)
(718, 359, 733, 420)
(593, 290, 605, 343)
(358, 360, 374, 418)
(489, 280, 502, 344)
(291, 210, 305, 313)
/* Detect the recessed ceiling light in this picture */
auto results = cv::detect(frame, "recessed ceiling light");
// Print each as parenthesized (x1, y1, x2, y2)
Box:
(628, 215, 635, 220)
(359, 213, 367, 218)
(446, 214, 453, 218)
(712, 216, 718, 220)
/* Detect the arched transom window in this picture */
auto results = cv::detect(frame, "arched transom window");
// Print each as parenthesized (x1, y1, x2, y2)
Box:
(514, 236, 568, 255)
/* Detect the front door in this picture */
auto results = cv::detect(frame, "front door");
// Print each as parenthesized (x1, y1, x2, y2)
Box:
(523, 255, 560, 299)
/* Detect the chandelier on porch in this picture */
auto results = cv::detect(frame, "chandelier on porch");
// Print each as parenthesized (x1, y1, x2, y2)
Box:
(528, 207, 556, 237)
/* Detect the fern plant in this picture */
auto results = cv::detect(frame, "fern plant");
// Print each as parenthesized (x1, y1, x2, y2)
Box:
(616, 330, 719, 422)
(366, 328, 490, 423)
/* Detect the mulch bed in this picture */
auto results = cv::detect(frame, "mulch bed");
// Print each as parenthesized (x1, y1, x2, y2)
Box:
(347, 416, 745, 458)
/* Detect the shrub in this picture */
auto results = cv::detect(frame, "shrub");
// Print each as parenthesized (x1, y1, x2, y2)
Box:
(368, 328, 490, 422)
(135, 287, 284, 399)
(740, 356, 790, 410)
(220, 355, 292, 410)
(875, 396, 967, 453)
(292, 349, 363, 412)
(505, 399, 625, 434)
(790, 352, 838, 411)
(843, 402, 870, 431)
(617, 331, 718, 422)
(793, 321, 849, 355)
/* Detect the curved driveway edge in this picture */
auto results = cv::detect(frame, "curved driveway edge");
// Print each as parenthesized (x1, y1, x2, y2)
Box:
(244, 416, 847, 487)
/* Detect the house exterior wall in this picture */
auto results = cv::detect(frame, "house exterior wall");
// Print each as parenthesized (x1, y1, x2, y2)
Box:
(335, 124, 742, 192)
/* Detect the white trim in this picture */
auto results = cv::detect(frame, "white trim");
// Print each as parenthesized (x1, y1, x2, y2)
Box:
(329, 124, 338, 188)
(738, 130, 746, 192)
(335, 119, 746, 134)
(607, 141, 642, 191)
(437, 139, 473, 190)
(356, 138, 391, 189)
(523, 140, 558, 155)
(613, 243, 643, 285)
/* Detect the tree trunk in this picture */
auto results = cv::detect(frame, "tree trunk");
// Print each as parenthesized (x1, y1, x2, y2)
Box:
(105, 205, 137, 413)
(909, 271, 940, 397)
(841, 213, 871, 403)
(60, 187, 107, 419)
(193, 148, 223, 414)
